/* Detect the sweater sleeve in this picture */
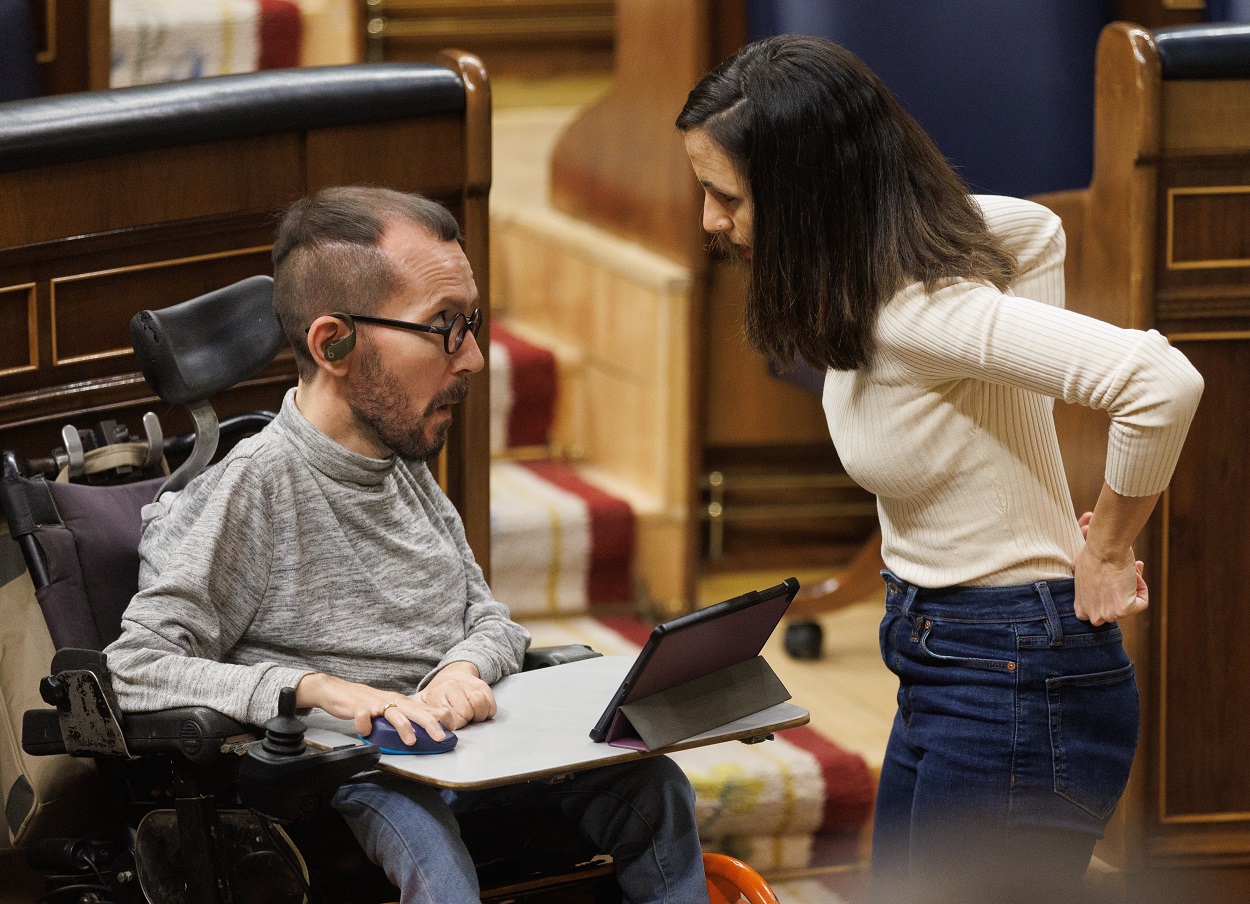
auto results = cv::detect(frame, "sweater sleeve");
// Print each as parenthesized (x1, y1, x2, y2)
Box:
(413, 465, 530, 687)
(103, 460, 311, 726)
(882, 283, 1204, 498)
(973, 194, 1067, 312)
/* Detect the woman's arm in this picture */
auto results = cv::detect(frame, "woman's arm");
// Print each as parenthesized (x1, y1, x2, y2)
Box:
(1075, 484, 1155, 624)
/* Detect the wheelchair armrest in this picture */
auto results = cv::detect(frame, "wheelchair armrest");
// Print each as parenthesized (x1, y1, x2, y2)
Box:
(23, 705, 256, 765)
(122, 708, 256, 763)
(523, 644, 601, 670)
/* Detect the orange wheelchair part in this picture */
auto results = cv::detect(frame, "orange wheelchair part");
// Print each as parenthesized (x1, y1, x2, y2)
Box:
(703, 853, 780, 904)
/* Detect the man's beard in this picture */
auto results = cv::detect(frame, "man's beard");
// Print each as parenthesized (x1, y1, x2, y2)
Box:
(346, 346, 469, 461)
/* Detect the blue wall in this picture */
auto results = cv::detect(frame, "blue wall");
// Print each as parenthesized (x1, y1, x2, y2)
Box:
(0, 0, 40, 102)
(746, 2, 1113, 198)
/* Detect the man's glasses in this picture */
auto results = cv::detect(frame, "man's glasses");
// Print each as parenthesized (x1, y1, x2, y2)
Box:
(338, 308, 482, 355)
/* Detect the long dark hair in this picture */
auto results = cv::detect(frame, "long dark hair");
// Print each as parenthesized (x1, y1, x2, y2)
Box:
(677, 35, 1017, 371)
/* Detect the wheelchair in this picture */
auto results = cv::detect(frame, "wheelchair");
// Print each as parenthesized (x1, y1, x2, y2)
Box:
(0, 277, 779, 904)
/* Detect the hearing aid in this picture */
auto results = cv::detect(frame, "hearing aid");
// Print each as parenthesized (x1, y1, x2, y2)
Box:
(323, 313, 356, 361)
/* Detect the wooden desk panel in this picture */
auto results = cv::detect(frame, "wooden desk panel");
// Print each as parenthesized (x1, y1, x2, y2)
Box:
(1157, 337, 1250, 823)
(0, 137, 303, 249)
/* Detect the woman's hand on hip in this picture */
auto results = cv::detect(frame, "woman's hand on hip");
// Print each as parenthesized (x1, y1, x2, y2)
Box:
(1074, 510, 1148, 625)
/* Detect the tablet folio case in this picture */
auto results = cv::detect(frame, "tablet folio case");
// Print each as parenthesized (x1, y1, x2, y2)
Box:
(605, 656, 790, 751)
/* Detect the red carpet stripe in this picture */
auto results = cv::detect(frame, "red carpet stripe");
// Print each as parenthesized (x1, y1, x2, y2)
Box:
(492, 325, 558, 449)
(780, 725, 876, 833)
(258, 0, 303, 69)
(522, 461, 635, 606)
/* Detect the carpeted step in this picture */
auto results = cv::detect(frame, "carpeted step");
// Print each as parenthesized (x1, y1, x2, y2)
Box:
(490, 460, 635, 616)
(519, 614, 875, 870)
(490, 323, 637, 615)
(490, 323, 559, 454)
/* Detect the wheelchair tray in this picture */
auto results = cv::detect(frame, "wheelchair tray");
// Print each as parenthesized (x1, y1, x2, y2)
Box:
(302, 656, 808, 790)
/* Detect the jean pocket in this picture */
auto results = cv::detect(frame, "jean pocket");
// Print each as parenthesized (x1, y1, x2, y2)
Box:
(1046, 663, 1139, 821)
(917, 620, 1015, 672)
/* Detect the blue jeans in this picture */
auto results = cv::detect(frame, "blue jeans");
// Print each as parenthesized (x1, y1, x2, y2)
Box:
(331, 755, 709, 904)
(872, 572, 1140, 904)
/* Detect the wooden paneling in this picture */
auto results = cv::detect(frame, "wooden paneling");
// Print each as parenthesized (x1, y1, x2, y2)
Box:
(1163, 81, 1250, 152)
(1158, 337, 1250, 823)
(1156, 163, 1250, 324)
(702, 260, 831, 449)
(436, 50, 494, 567)
(550, 0, 746, 270)
(31, 0, 110, 95)
(0, 136, 303, 249)
(1040, 21, 1250, 893)
(363, 0, 614, 77)
(1110, 0, 1207, 29)
(50, 247, 274, 366)
(305, 118, 467, 198)
(1167, 187, 1250, 269)
(0, 283, 38, 377)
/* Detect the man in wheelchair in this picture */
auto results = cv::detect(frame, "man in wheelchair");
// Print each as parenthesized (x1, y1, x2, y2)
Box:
(100, 186, 711, 904)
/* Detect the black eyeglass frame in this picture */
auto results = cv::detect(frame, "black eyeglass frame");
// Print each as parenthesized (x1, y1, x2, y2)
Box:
(336, 308, 482, 355)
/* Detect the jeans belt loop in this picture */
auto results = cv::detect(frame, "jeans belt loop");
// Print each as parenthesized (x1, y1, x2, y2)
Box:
(1036, 580, 1063, 646)
(900, 582, 920, 620)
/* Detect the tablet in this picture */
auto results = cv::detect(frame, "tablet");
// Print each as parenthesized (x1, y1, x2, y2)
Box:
(589, 578, 799, 742)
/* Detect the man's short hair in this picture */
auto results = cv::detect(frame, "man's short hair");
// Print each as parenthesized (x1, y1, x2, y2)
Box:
(272, 186, 462, 381)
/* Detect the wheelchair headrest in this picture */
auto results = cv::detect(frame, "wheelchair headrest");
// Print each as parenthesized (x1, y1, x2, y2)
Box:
(1154, 24, 1250, 80)
(0, 63, 466, 174)
(131, 276, 283, 406)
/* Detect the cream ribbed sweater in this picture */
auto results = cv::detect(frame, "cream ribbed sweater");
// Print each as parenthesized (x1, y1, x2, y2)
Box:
(822, 196, 1204, 588)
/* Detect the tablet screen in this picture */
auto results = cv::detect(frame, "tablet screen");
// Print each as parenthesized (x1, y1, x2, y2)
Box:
(589, 578, 798, 742)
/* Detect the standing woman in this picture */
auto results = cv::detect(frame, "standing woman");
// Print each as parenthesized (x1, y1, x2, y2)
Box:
(677, 35, 1203, 902)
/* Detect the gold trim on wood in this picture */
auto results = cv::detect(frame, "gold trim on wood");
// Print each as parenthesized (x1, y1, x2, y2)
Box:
(1158, 330, 1250, 826)
(1159, 481, 1172, 826)
(49, 246, 272, 366)
(374, 16, 614, 41)
(1162, 0, 1205, 8)
(376, 0, 611, 12)
(1166, 186, 1250, 271)
(1167, 330, 1250, 342)
(0, 283, 40, 377)
(35, 0, 57, 64)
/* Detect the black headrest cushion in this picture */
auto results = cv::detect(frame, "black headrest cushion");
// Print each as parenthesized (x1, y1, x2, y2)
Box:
(131, 275, 283, 406)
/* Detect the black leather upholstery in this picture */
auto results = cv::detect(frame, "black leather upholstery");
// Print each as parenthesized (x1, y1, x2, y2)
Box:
(1155, 24, 1250, 80)
(0, 63, 466, 174)
(131, 276, 283, 406)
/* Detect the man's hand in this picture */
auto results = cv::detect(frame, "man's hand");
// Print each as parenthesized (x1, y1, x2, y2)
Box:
(1074, 511, 1148, 626)
(418, 661, 496, 730)
(295, 672, 453, 743)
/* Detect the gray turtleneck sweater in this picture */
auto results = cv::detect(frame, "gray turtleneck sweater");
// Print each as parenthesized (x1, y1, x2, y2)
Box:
(104, 389, 530, 727)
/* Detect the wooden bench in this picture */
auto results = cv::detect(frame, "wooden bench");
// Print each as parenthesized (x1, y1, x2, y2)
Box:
(1034, 21, 1250, 900)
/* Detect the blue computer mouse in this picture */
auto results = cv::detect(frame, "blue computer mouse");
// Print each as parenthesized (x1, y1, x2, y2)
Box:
(359, 715, 458, 755)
